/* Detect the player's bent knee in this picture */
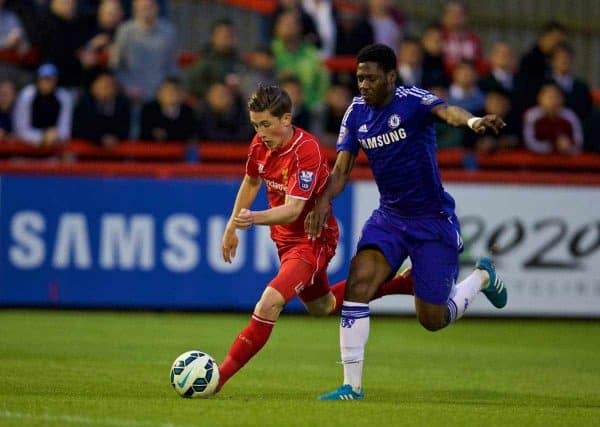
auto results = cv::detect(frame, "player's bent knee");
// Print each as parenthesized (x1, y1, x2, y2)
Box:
(414, 298, 450, 332)
(254, 288, 286, 321)
(305, 303, 330, 317)
(305, 294, 335, 317)
(418, 318, 444, 332)
(417, 313, 449, 332)
(254, 299, 284, 320)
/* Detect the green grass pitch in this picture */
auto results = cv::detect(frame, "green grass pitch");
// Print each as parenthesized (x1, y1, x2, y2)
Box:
(1, 310, 599, 427)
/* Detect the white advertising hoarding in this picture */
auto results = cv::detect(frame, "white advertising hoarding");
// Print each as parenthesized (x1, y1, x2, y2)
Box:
(353, 182, 600, 317)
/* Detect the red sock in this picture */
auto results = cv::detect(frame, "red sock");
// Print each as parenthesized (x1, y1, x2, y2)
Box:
(217, 314, 275, 392)
(373, 271, 413, 299)
(330, 279, 347, 313)
(329, 272, 414, 314)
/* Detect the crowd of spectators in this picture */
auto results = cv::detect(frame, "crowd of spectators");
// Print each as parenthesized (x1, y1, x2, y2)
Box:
(0, 0, 598, 158)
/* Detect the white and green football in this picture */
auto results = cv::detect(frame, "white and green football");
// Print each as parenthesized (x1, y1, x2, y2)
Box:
(170, 350, 220, 398)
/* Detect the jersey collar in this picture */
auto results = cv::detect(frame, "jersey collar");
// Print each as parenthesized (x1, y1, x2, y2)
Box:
(270, 126, 303, 156)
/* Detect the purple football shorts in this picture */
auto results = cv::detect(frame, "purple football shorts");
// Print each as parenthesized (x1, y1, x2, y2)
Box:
(356, 208, 463, 305)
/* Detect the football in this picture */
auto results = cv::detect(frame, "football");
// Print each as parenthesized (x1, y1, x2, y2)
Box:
(170, 350, 220, 398)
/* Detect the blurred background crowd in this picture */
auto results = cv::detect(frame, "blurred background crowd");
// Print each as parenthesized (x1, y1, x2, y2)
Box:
(0, 0, 599, 158)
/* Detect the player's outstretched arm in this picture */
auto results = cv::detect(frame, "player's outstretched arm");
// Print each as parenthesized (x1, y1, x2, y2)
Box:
(306, 150, 356, 240)
(222, 175, 262, 263)
(432, 104, 506, 134)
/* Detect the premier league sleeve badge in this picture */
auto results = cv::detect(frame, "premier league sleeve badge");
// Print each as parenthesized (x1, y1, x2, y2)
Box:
(299, 170, 315, 191)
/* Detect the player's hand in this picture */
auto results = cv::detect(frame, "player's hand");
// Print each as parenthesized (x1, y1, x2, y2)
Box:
(221, 227, 239, 263)
(471, 115, 506, 135)
(233, 208, 254, 229)
(305, 198, 329, 240)
(304, 211, 314, 234)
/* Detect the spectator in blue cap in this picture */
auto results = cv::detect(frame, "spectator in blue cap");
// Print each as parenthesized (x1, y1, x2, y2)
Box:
(12, 63, 74, 146)
(38, 63, 58, 78)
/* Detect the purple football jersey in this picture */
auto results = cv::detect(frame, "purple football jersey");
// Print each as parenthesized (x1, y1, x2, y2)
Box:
(337, 86, 456, 218)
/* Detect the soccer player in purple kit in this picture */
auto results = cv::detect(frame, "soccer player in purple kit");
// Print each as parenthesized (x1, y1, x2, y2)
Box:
(305, 44, 508, 400)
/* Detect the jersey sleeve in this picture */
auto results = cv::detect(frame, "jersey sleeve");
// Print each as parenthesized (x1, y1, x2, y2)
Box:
(335, 102, 360, 155)
(287, 139, 322, 200)
(412, 86, 446, 116)
(245, 135, 261, 178)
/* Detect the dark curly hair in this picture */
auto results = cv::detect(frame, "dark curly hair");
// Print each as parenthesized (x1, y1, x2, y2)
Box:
(357, 44, 397, 73)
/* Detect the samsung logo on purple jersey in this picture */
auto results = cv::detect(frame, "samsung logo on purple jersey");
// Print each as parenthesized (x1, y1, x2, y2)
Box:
(358, 128, 407, 150)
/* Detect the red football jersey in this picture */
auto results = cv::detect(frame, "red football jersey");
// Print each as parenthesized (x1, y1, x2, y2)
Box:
(246, 126, 339, 247)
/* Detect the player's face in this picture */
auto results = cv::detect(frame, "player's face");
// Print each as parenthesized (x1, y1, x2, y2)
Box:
(356, 62, 396, 107)
(249, 110, 293, 150)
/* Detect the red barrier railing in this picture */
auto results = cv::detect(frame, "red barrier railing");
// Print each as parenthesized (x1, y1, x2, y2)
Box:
(1, 139, 599, 173)
(0, 160, 244, 179)
(0, 159, 599, 185)
(0, 139, 185, 161)
(476, 150, 600, 171)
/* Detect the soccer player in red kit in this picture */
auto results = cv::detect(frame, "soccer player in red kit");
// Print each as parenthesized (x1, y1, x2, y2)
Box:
(217, 85, 412, 392)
